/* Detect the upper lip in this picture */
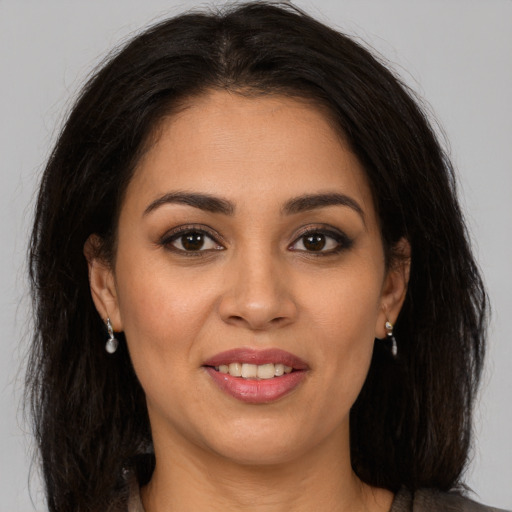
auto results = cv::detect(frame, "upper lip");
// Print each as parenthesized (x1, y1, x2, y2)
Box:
(203, 348, 309, 370)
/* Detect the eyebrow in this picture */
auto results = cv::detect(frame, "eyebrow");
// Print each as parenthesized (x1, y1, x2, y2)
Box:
(144, 191, 234, 216)
(143, 191, 365, 223)
(282, 193, 365, 223)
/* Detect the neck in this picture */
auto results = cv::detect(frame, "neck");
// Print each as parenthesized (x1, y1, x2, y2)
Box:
(141, 426, 393, 512)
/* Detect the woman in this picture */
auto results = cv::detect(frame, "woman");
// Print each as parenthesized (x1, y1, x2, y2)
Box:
(26, 2, 503, 511)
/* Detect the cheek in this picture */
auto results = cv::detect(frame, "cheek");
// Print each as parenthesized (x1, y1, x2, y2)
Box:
(303, 263, 382, 343)
(113, 254, 219, 367)
(114, 268, 218, 426)
(301, 264, 382, 392)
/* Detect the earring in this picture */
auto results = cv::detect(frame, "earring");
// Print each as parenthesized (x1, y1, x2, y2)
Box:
(385, 320, 398, 358)
(105, 317, 119, 354)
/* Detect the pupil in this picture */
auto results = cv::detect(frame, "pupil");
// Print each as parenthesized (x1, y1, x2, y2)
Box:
(304, 234, 325, 251)
(182, 232, 204, 251)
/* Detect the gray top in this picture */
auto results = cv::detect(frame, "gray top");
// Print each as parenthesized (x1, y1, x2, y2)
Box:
(390, 487, 509, 512)
(126, 482, 509, 512)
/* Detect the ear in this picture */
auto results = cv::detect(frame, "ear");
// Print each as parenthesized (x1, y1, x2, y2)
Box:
(84, 235, 123, 331)
(375, 238, 411, 338)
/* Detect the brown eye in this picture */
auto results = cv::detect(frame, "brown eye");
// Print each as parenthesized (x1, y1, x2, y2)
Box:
(164, 229, 223, 253)
(289, 228, 352, 254)
(180, 232, 205, 251)
(303, 233, 326, 251)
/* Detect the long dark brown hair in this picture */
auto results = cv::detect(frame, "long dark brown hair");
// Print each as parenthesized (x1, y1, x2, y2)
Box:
(27, 2, 487, 511)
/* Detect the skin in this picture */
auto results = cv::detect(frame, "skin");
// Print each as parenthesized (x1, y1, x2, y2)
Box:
(87, 90, 409, 512)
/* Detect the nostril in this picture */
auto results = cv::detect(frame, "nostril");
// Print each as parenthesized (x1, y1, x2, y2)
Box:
(225, 314, 287, 331)
(219, 292, 298, 330)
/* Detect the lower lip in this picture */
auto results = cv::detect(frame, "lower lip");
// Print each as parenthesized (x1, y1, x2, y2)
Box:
(204, 367, 307, 404)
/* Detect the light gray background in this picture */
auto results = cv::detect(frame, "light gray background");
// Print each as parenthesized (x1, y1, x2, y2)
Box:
(1, 1, 511, 510)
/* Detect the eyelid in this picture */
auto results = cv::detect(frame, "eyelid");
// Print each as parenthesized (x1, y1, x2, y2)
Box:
(158, 223, 352, 256)
(288, 225, 353, 254)
(160, 224, 225, 254)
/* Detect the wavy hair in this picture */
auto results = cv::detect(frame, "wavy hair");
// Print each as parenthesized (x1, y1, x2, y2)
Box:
(26, 2, 487, 511)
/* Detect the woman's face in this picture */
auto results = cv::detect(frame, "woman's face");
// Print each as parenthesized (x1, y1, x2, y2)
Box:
(89, 90, 408, 465)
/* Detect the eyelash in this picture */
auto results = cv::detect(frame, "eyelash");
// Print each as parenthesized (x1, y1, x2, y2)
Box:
(160, 224, 353, 257)
(288, 227, 353, 256)
(160, 225, 224, 257)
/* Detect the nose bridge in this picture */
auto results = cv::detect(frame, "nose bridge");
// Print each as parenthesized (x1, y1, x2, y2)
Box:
(219, 242, 297, 330)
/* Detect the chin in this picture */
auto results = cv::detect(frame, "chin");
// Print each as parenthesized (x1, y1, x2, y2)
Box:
(198, 418, 320, 467)
(213, 440, 304, 467)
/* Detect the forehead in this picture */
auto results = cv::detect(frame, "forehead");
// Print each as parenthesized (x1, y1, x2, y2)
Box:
(125, 90, 375, 219)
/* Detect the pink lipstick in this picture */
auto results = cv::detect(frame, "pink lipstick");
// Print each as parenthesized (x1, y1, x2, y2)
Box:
(203, 348, 309, 404)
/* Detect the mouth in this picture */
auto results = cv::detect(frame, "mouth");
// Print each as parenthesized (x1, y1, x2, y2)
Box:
(211, 362, 295, 380)
(203, 348, 309, 403)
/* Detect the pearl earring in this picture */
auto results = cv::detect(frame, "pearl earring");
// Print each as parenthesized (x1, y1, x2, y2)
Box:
(105, 318, 119, 354)
(385, 320, 398, 358)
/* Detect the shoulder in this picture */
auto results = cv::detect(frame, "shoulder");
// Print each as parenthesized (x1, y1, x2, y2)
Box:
(391, 487, 510, 512)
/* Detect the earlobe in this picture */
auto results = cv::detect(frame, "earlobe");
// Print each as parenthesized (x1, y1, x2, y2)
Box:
(375, 238, 411, 339)
(83, 235, 123, 330)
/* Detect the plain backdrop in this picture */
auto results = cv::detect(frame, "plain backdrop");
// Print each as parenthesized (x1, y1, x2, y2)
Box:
(1, 1, 511, 510)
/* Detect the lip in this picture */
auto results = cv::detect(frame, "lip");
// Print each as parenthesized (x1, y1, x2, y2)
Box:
(203, 348, 309, 370)
(203, 348, 309, 404)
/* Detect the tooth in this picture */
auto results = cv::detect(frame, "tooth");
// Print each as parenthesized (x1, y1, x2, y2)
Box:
(274, 364, 284, 376)
(219, 365, 229, 374)
(241, 363, 258, 378)
(229, 362, 242, 377)
(257, 363, 275, 379)
(284, 365, 292, 374)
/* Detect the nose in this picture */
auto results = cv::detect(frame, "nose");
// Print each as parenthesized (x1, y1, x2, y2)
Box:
(218, 250, 298, 331)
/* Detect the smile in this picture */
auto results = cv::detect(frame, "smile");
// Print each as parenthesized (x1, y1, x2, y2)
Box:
(214, 362, 293, 379)
(203, 348, 309, 403)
